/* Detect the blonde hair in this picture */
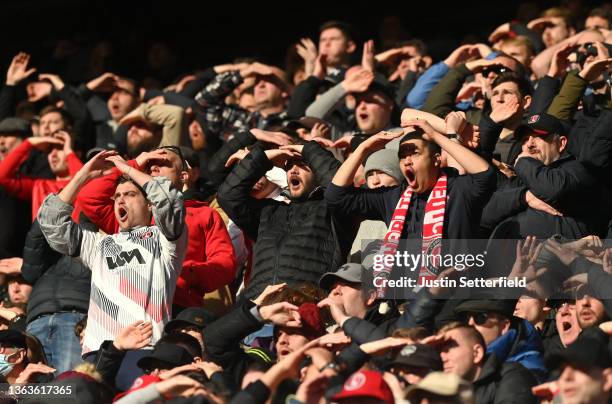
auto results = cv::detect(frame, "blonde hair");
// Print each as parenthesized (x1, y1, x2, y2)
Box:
(73, 363, 103, 383)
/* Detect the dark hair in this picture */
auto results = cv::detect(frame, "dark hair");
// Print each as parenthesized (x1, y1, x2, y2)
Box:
(589, 7, 612, 23)
(399, 129, 442, 155)
(492, 52, 527, 79)
(74, 315, 88, 338)
(260, 282, 325, 306)
(542, 7, 575, 29)
(491, 72, 533, 97)
(319, 20, 357, 43)
(391, 326, 431, 340)
(397, 38, 428, 56)
(437, 321, 486, 351)
(39, 105, 74, 129)
(115, 176, 147, 198)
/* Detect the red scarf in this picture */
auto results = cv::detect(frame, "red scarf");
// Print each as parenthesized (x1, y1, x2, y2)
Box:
(375, 174, 448, 297)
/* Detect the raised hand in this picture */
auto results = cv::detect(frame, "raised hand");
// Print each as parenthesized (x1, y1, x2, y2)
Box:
(354, 130, 405, 153)
(360, 337, 409, 355)
(312, 54, 327, 80)
(579, 42, 612, 82)
(259, 302, 302, 327)
(317, 331, 351, 349)
(225, 147, 251, 168)
(548, 42, 577, 78)
(135, 149, 170, 169)
(332, 134, 354, 149)
(26, 81, 52, 102)
(509, 236, 543, 282)
(27, 136, 65, 151)
(362, 39, 376, 72)
(264, 149, 301, 169)
(488, 23, 512, 44)
(113, 321, 153, 350)
(341, 67, 374, 93)
(105, 154, 132, 174)
(296, 38, 318, 77)
(250, 128, 294, 146)
(38, 73, 65, 91)
(155, 375, 203, 398)
(86, 72, 120, 92)
(401, 119, 439, 140)
(53, 131, 73, 155)
(445, 111, 468, 135)
(527, 17, 555, 31)
(444, 45, 479, 68)
(79, 150, 118, 181)
(490, 94, 521, 123)
(317, 297, 349, 326)
(0, 257, 23, 276)
(544, 239, 579, 266)
(6, 52, 37, 86)
(15, 363, 56, 384)
(465, 59, 505, 74)
(310, 122, 331, 139)
(252, 283, 287, 306)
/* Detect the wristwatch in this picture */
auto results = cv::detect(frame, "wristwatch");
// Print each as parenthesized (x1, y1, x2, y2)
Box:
(319, 361, 340, 372)
(285, 394, 304, 404)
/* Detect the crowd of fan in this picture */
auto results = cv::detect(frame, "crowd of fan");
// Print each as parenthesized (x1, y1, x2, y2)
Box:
(0, 2, 611, 403)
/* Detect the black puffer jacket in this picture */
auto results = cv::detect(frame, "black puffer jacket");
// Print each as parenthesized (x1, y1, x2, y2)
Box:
(473, 354, 537, 404)
(218, 141, 355, 299)
(21, 219, 91, 323)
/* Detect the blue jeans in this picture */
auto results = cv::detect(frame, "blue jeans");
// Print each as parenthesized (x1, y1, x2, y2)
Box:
(27, 312, 86, 375)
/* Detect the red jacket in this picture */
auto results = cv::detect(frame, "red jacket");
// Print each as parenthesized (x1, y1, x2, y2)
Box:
(0, 140, 83, 220)
(76, 161, 236, 308)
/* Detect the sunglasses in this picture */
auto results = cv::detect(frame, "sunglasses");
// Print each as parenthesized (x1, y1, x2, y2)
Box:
(156, 146, 190, 170)
(482, 66, 513, 76)
(458, 311, 491, 326)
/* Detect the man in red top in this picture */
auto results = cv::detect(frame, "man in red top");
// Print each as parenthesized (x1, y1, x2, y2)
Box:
(77, 146, 235, 314)
(0, 130, 83, 220)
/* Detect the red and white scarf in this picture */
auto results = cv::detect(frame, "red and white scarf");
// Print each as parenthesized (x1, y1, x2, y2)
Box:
(374, 174, 448, 297)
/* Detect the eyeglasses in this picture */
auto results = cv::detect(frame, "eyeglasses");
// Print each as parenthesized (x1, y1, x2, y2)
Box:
(458, 311, 491, 326)
(156, 146, 190, 170)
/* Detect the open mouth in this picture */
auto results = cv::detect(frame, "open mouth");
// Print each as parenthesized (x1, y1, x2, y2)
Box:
(278, 348, 291, 357)
(289, 177, 301, 187)
(118, 206, 128, 222)
(561, 321, 572, 332)
(405, 168, 416, 186)
(358, 113, 369, 121)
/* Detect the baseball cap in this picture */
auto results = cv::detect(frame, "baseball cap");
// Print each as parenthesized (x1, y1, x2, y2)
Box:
(136, 343, 194, 371)
(386, 344, 443, 371)
(405, 371, 473, 399)
(331, 370, 394, 403)
(0, 117, 31, 138)
(164, 307, 217, 334)
(515, 113, 567, 139)
(319, 263, 364, 290)
(545, 326, 612, 369)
